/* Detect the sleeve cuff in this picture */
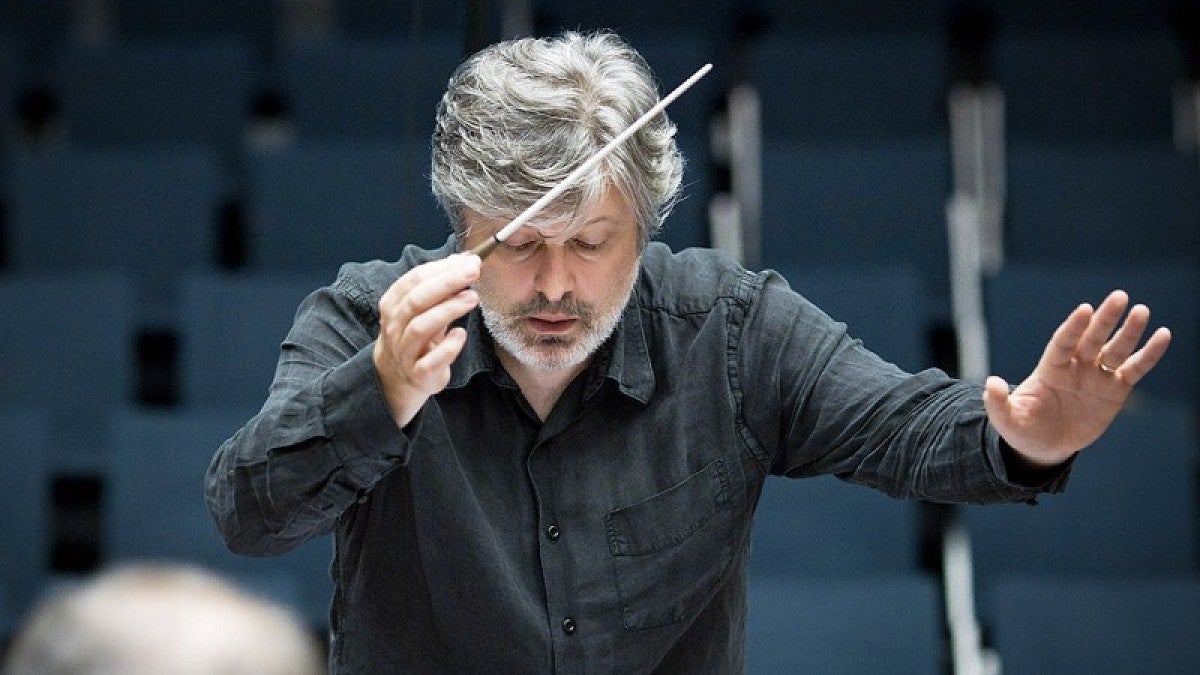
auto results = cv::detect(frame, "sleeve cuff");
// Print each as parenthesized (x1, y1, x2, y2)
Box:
(985, 425, 1074, 500)
(320, 343, 417, 467)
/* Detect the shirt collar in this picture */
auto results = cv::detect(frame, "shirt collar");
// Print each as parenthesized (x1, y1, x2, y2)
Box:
(446, 294, 656, 405)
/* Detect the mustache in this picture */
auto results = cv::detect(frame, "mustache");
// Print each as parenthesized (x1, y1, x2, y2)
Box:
(511, 293, 595, 325)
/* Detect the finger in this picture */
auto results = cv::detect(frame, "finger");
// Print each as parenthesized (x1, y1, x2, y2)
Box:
(1116, 326, 1172, 386)
(381, 253, 474, 304)
(1040, 303, 1093, 369)
(408, 326, 469, 391)
(1075, 290, 1129, 364)
(981, 375, 1012, 424)
(395, 289, 479, 367)
(383, 254, 481, 327)
(399, 255, 481, 322)
(1097, 303, 1150, 366)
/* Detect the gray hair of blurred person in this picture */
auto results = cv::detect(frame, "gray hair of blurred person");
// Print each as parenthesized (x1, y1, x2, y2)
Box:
(432, 30, 685, 247)
(2, 564, 323, 675)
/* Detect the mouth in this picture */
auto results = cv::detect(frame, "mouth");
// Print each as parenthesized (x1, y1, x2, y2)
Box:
(526, 314, 578, 335)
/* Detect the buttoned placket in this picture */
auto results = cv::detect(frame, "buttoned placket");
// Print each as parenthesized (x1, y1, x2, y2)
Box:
(524, 379, 595, 675)
(528, 439, 582, 671)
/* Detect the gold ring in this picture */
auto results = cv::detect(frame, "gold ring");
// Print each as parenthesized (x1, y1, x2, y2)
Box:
(1095, 360, 1117, 374)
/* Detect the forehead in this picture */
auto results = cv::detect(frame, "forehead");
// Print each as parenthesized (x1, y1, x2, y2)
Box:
(471, 186, 636, 239)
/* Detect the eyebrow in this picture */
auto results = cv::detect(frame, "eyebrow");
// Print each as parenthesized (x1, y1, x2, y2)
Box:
(528, 215, 619, 239)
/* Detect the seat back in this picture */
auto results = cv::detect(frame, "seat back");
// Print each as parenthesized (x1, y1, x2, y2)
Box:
(746, 574, 942, 675)
(179, 271, 328, 414)
(105, 409, 334, 628)
(986, 576, 1200, 675)
(246, 140, 447, 274)
(0, 273, 135, 469)
(0, 405, 53, 633)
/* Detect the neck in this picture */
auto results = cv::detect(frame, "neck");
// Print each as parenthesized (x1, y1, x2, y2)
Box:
(497, 350, 590, 422)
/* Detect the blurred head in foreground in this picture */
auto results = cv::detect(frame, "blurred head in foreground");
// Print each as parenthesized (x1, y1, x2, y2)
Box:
(2, 564, 323, 675)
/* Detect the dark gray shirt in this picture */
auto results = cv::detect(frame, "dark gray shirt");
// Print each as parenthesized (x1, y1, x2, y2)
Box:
(205, 239, 1068, 674)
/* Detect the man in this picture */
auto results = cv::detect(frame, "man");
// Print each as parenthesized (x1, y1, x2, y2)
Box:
(205, 31, 1171, 674)
(2, 564, 323, 675)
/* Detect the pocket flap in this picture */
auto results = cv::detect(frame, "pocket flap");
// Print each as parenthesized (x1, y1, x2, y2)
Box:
(606, 459, 730, 556)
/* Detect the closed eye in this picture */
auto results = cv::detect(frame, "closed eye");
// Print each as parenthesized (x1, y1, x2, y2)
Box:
(572, 238, 605, 252)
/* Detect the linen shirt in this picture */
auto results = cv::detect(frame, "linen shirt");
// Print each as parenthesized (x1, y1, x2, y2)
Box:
(205, 238, 1068, 674)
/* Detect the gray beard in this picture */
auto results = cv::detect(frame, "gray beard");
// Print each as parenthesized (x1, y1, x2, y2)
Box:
(479, 266, 638, 372)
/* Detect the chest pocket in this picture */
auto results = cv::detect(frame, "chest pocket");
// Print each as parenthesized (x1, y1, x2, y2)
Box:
(605, 458, 737, 631)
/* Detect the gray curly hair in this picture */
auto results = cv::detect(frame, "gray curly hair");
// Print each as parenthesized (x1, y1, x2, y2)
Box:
(431, 31, 685, 246)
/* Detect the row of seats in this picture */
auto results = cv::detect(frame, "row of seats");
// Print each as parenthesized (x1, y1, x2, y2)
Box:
(750, 398, 1199, 581)
(746, 573, 1200, 674)
(539, 0, 1193, 34)
(0, 0, 463, 63)
(751, 26, 1188, 142)
(0, 135, 712, 327)
(0, 404, 332, 637)
(2, 395, 1195, 669)
(1, 0, 1187, 44)
(5, 136, 1195, 328)
(0, 23, 1190, 154)
(760, 138, 1200, 324)
(0, 32, 713, 151)
(746, 396, 1200, 673)
(4, 258, 1196, 468)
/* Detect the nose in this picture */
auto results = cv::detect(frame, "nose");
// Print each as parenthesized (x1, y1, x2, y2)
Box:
(533, 244, 573, 302)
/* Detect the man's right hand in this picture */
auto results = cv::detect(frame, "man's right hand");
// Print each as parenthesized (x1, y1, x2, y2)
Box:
(373, 253, 481, 428)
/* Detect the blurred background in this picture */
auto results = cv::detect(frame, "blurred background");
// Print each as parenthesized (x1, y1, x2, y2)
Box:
(0, 0, 1197, 673)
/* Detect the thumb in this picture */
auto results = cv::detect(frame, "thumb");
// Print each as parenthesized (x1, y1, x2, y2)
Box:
(982, 376, 1012, 425)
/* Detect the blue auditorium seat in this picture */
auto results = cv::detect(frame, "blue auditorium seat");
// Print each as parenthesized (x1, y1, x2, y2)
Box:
(746, 574, 942, 675)
(112, 0, 275, 46)
(986, 576, 1200, 675)
(0, 0, 71, 62)
(334, 0, 463, 35)
(277, 35, 461, 140)
(245, 140, 447, 274)
(105, 408, 334, 629)
(1005, 142, 1200, 265)
(983, 0, 1182, 28)
(616, 31, 718, 140)
(179, 271, 327, 415)
(753, 1, 951, 33)
(7, 146, 224, 326)
(965, 399, 1198, 583)
(760, 138, 951, 324)
(0, 273, 135, 471)
(751, 32, 947, 140)
(0, 33, 17, 128)
(995, 29, 1184, 143)
(0, 405, 52, 636)
(984, 263, 1198, 403)
(55, 40, 256, 150)
(535, 0, 733, 33)
(771, 264, 929, 373)
(751, 476, 922, 578)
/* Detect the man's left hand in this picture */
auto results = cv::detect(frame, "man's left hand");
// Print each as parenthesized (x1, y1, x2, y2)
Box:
(982, 290, 1172, 468)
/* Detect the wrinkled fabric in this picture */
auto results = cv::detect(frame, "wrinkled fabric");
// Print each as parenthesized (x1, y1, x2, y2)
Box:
(205, 238, 1068, 674)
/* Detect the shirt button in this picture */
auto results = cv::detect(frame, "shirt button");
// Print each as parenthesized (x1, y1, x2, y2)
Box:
(546, 524, 561, 540)
(561, 617, 576, 635)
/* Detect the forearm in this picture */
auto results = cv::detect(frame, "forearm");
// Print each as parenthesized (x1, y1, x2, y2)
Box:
(739, 278, 1070, 504)
(855, 376, 1069, 504)
(205, 346, 415, 555)
(783, 350, 1070, 504)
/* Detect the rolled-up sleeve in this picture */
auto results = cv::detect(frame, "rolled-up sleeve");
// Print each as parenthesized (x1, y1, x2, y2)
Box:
(205, 269, 419, 556)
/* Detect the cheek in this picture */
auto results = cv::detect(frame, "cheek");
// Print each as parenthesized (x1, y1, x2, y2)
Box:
(475, 265, 528, 308)
(584, 259, 639, 306)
